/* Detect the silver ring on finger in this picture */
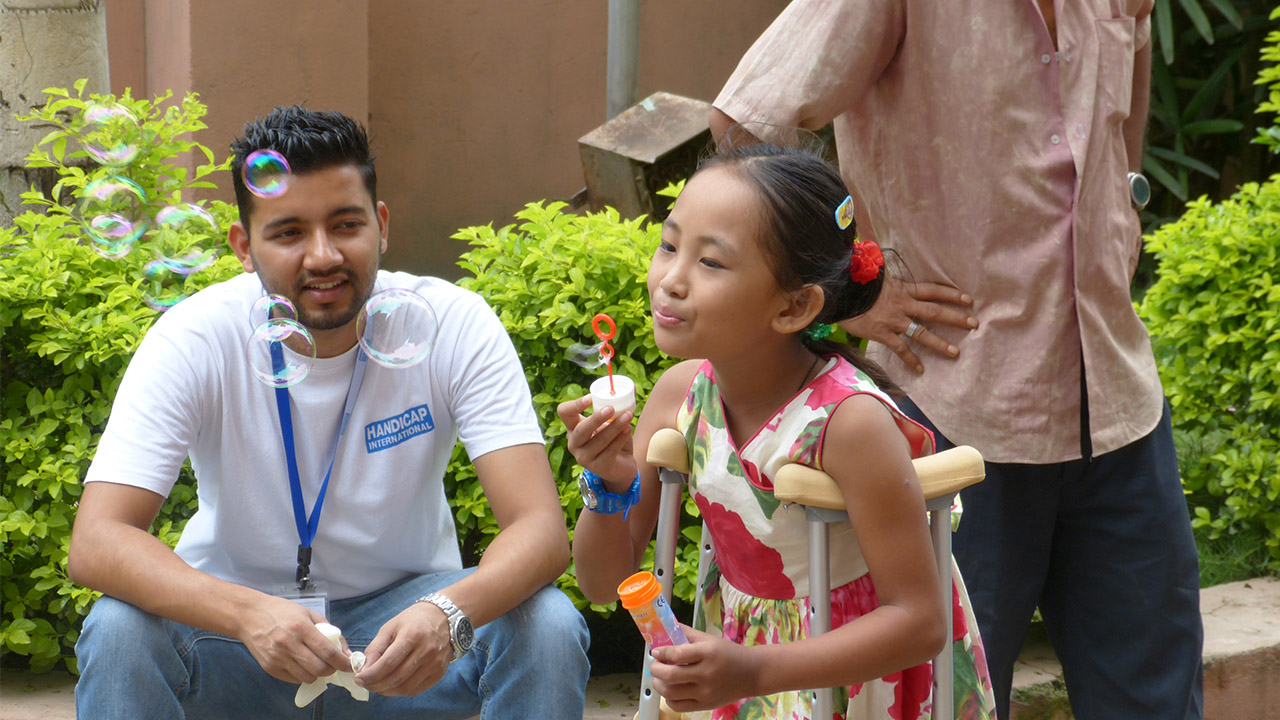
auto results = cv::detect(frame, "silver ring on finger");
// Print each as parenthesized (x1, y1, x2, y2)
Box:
(903, 319, 923, 340)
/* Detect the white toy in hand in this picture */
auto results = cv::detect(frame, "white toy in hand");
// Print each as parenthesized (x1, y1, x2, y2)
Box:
(294, 622, 369, 707)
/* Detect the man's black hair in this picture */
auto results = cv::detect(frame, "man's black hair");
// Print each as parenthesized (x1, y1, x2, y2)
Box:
(229, 105, 376, 230)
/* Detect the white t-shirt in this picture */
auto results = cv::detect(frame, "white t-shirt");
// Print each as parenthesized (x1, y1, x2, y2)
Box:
(86, 271, 544, 599)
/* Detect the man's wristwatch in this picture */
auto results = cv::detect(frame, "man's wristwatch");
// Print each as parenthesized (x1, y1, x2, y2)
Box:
(578, 469, 642, 519)
(1128, 172, 1151, 210)
(416, 593, 474, 662)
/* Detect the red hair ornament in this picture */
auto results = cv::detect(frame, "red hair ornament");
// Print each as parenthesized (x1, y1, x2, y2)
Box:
(848, 241, 884, 284)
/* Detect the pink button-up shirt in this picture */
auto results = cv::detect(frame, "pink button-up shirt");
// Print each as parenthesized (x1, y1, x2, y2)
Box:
(715, 0, 1162, 464)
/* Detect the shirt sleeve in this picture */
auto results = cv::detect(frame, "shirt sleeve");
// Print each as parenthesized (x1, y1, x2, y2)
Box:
(84, 307, 210, 497)
(1134, 1, 1152, 50)
(436, 291, 544, 461)
(713, 0, 905, 141)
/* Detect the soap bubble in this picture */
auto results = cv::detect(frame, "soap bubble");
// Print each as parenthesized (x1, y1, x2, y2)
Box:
(78, 176, 148, 258)
(250, 294, 298, 329)
(151, 203, 219, 264)
(140, 250, 217, 312)
(85, 216, 138, 258)
(81, 103, 140, 166)
(247, 318, 316, 388)
(141, 260, 188, 312)
(243, 150, 291, 198)
(157, 247, 217, 275)
(355, 288, 437, 369)
(565, 342, 609, 370)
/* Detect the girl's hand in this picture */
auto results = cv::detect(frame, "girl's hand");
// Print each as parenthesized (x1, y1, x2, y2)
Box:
(649, 626, 762, 712)
(556, 394, 638, 490)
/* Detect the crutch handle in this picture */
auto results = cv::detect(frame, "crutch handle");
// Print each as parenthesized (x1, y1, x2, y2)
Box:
(775, 445, 985, 509)
(646, 427, 690, 473)
(914, 445, 985, 499)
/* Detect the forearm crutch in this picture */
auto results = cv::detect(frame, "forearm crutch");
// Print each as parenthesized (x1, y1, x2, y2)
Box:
(639, 427, 983, 720)
(636, 428, 708, 720)
(775, 445, 985, 720)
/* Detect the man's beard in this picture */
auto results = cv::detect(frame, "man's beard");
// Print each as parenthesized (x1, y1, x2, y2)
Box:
(260, 267, 375, 332)
(297, 301, 363, 331)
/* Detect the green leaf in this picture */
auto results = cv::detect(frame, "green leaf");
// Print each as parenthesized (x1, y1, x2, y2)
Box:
(1176, 0, 1214, 44)
(1143, 155, 1188, 201)
(1180, 47, 1246, 124)
(1147, 146, 1220, 179)
(1204, 0, 1244, 30)
(1155, 0, 1175, 65)
(1181, 119, 1245, 136)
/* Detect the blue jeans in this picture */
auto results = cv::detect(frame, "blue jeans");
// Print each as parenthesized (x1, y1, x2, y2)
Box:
(75, 568, 590, 719)
(898, 396, 1203, 720)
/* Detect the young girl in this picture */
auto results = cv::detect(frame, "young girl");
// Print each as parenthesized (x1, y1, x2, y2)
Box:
(558, 144, 995, 720)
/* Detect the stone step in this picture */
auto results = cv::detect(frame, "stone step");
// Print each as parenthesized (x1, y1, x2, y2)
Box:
(1010, 576, 1280, 720)
(2, 577, 1276, 720)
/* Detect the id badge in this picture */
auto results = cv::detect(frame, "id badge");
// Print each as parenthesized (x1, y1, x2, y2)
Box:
(272, 581, 330, 618)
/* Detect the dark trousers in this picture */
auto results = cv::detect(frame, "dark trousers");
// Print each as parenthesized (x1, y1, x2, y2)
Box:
(898, 396, 1204, 720)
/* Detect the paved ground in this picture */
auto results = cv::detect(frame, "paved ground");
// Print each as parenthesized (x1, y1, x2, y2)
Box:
(3, 577, 1277, 719)
(0, 667, 642, 720)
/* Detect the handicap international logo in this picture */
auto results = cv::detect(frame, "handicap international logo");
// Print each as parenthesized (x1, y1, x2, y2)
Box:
(365, 404, 435, 453)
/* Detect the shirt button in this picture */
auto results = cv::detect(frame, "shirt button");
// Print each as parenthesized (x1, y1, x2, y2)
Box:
(1051, 134, 1061, 145)
(1041, 53, 1052, 64)
(1077, 123, 1086, 138)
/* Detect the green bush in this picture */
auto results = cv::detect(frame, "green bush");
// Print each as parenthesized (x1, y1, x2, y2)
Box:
(1142, 1, 1279, 227)
(1, 84, 239, 672)
(1255, 6, 1280, 153)
(451, 197, 707, 616)
(1135, 176, 1280, 570)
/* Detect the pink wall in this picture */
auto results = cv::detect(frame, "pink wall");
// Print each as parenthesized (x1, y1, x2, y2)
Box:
(106, 0, 787, 277)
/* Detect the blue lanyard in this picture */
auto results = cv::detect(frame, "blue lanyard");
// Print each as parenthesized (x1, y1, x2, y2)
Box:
(270, 339, 369, 585)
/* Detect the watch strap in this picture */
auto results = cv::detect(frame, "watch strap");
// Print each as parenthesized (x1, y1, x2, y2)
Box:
(415, 592, 469, 660)
(581, 469, 642, 520)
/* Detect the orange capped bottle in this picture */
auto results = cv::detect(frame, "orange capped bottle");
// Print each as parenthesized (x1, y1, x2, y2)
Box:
(618, 571, 688, 648)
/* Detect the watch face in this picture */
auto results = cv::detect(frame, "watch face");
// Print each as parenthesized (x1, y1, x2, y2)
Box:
(454, 616, 475, 654)
(578, 474, 598, 509)
(1130, 172, 1151, 209)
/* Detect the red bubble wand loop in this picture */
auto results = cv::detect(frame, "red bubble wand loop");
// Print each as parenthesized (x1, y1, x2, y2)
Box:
(592, 313, 617, 394)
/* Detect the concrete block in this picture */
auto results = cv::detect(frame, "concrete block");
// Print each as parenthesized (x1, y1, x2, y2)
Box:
(578, 91, 711, 220)
(1011, 577, 1280, 720)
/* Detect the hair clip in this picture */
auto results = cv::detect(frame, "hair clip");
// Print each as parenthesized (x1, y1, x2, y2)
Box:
(834, 195, 855, 230)
(802, 322, 834, 342)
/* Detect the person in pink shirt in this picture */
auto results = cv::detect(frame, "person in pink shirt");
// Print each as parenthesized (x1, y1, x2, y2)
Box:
(711, 1, 1203, 718)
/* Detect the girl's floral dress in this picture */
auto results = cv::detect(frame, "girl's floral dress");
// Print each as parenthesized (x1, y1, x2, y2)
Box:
(676, 357, 996, 720)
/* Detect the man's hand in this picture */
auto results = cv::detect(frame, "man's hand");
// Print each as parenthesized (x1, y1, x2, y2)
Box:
(355, 601, 454, 697)
(649, 627, 763, 712)
(840, 275, 978, 374)
(239, 595, 351, 685)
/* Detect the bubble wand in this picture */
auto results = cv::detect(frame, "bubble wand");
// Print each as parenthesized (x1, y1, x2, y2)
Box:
(593, 313, 617, 395)
(580, 313, 635, 418)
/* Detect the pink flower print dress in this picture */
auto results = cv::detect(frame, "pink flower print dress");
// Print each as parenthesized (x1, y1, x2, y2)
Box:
(675, 357, 996, 720)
